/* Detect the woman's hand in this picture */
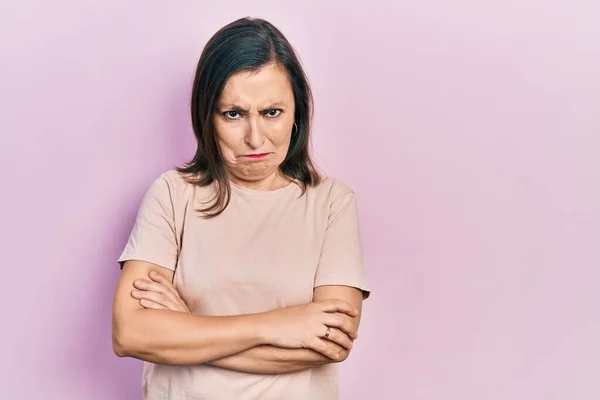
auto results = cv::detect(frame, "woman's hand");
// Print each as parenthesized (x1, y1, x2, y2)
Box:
(131, 270, 190, 314)
(259, 301, 359, 360)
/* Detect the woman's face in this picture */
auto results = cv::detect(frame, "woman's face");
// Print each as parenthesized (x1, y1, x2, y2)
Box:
(213, 63, 296, 188)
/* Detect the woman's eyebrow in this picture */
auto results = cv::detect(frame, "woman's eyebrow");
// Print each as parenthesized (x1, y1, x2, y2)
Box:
(261, 102, 285, 109)
(216, 103, 244, 110)
(217, 102, 286, 111)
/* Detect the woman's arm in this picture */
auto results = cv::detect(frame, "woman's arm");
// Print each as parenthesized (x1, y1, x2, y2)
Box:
(206, 285, 364, 374)
(112, 260, 266, 365)
(113, 261, 358, 366)
(209, 343, 347, 374)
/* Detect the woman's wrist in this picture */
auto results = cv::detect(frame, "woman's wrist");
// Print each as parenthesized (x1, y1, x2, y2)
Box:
(249, 310, 275, 346)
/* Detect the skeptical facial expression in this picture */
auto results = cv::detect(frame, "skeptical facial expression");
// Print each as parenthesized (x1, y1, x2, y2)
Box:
(213, 63, 296, 186)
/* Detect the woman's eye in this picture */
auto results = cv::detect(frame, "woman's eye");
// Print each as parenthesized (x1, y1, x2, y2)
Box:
(224, 111, 240, 119)
(265, 109, 281, 118)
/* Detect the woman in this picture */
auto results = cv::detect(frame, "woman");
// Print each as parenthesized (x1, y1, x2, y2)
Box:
(112, 17, 370, 400)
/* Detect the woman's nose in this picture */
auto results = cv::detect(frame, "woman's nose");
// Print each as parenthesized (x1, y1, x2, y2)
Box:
(244, 120, 265, 149)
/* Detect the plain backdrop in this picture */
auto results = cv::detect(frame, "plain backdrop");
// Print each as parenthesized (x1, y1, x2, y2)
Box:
(1, 1, 599, 399)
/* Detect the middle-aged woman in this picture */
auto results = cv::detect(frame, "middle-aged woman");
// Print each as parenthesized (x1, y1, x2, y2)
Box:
(112, 16, 370, 400)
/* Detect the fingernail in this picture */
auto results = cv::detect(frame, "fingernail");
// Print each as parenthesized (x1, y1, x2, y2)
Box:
(354, 309, 359, 315)
(150, 271, 158, 278)
(335, 353, 341, 359)
(131, 290, 139, 295)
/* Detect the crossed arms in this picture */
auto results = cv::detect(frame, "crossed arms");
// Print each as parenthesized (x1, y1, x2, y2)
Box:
(112, 260, 364, 374)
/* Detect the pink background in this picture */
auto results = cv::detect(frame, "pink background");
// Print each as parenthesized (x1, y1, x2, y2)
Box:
(1, 1, 599, 399)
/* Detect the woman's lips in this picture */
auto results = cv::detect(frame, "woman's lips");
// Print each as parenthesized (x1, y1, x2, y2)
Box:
(244, 153, 269, 159)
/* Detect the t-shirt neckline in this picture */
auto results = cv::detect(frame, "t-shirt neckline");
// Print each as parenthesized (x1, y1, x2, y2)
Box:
(229, 180, 299, 197)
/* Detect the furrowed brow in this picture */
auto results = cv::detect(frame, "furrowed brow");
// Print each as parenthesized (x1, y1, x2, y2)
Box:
(258, 102, 286, 112)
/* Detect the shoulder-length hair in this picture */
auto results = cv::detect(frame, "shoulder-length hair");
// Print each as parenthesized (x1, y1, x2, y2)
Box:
(176, 17, 321, 218)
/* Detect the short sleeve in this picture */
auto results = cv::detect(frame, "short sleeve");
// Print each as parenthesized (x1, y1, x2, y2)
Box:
(314, 189, 370, 299)
(117, 173, 179, 271)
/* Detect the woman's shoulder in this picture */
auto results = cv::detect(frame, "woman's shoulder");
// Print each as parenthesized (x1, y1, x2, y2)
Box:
(148, 169, 213, 202)
(157, 169, 190, 186)
(157, 169, 214, 189)
(309, 175, 356, 201)
(146, 169, 191, 193)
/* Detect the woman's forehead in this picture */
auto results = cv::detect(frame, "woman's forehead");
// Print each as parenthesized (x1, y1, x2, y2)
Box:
(218, 64, 293, 107)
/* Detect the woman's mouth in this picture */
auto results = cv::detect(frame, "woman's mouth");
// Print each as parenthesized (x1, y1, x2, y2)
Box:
(244, 153, 269, 159)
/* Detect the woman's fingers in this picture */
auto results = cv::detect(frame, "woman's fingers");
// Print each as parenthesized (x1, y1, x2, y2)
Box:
(133, 279, 179, 303)
(309, 338, 339, 360)
(323, 313, 358, 339)
(139, 298, 168, 310)
(133, 273, 189, 312)
(323, 328, 353, 350)
(132, 289, 175, 309)
(148, 271, 179, 296)
(318, 299, 358, 317)
(131, 288, 189, 313)
(133, 279, 161, 292)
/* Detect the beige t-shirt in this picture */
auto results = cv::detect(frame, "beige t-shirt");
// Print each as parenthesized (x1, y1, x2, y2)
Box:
(118, 170, 369, 400)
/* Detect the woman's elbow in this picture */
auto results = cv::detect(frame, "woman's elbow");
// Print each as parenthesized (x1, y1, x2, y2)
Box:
(112, 323, 132, 357)
(111, 315, 142, 358)
(112, 314, 165, 362)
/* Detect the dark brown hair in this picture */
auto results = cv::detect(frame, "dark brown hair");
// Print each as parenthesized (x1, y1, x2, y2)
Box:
(176, 17, 321, 217)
